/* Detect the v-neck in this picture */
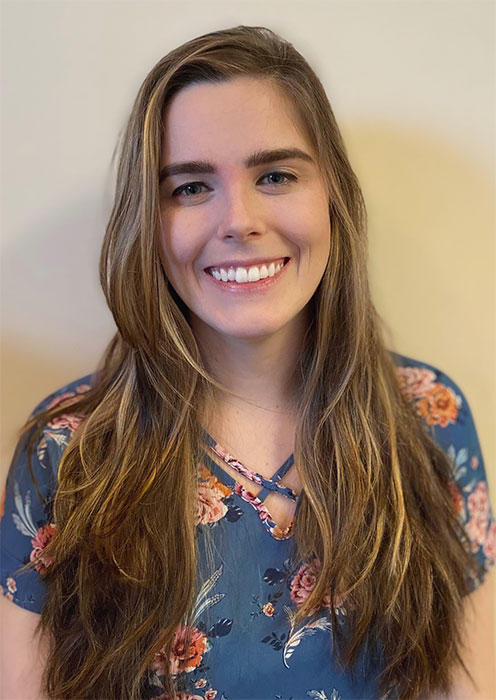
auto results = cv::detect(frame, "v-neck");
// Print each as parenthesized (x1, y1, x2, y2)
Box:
(200, 427, 304, 540)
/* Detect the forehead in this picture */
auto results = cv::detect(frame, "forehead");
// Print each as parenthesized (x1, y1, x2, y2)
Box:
(161, 76, 312, 158)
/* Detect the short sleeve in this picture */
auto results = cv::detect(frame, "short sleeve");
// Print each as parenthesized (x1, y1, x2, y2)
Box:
(439, 374, 496, 594)
(0, 426, 55, 613)
(1, 376, 92, 613)
(395, 357, 496, 595)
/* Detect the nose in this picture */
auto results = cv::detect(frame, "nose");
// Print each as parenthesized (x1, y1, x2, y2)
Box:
(216, 179, 266, 239)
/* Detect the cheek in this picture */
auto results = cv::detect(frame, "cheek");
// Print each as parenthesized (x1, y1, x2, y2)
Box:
(158, 222, 196, 273)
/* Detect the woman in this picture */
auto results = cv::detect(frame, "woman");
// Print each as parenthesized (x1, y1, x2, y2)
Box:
(0, 25, 494, 700)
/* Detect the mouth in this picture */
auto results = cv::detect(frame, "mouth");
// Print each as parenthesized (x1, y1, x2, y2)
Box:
(204, 257, 291, 274)
(203, 257, 292, 293)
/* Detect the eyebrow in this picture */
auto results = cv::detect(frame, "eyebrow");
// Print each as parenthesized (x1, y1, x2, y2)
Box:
(158, 147, 315, 183)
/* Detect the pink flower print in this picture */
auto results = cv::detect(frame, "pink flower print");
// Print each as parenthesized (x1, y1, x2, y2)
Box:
(416, 383, 459, 427)
(197, 482, 228, 525)
(30, 523, 57, 574)
(212, 442, 229, 460)
(47, 413, 84, 432)
(6, 576, 17, 594)
(471, 456, 479, 470)
(290, 560, 319, 605)
(395, 367, 437, 402)
(466, 482, 490, 548)
(205, 690, 217, 699)
(233, 482, 258, 504)
(290, 559, 337, 613)
(152, 624, 208, 676)
(194, 679, 207, 688)
(483, 521, 496, 563)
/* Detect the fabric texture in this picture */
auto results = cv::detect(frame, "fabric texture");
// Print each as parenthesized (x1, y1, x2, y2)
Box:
(1, 352, 494, 700)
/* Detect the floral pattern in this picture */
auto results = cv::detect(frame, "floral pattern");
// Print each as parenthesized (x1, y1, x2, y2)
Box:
(0, 353, 494, 700)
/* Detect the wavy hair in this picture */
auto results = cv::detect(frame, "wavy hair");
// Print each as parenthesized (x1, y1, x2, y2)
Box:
(13, 24, 484, 699)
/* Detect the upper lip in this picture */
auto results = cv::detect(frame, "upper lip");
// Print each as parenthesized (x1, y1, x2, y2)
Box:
(204, 256, 290, 271)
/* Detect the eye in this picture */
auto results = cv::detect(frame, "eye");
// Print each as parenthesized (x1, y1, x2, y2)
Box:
(171, 182, 209, 198)
(259, 170, 297, 186)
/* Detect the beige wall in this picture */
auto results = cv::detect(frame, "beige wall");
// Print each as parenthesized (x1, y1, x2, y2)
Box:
(2, 0, 494, 628)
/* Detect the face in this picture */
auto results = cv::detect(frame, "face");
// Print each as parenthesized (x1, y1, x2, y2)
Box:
(158, 76, 331, 342)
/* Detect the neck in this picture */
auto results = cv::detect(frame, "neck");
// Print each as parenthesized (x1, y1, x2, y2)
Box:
(191, 307, 310, 418)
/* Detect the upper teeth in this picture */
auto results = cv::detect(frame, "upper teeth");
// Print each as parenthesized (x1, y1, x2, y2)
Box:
(208, 260, 285, 283)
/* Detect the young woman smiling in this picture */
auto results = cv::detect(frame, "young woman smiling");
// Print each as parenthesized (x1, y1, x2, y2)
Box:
(1, 25, 494, 700)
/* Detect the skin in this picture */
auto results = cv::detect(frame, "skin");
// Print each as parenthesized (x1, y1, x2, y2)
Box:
(157, 76, 331, 420)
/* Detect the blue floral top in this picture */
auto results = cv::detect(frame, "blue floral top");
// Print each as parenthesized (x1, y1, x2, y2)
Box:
(1, 352, 495, 700)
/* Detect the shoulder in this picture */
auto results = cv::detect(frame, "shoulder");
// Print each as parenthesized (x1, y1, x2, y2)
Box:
(7, 373, 95, 487)
(388, 349, 487, 494)
(389, 350, 477, 432)
(29, 373, 95, 416)
(389, 350, 496, 592)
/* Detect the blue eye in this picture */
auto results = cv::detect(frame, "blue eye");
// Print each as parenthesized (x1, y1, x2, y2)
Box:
(260, 170, 296, 186)
(171, 170, 297, 199)
(172, 182, 208, 198)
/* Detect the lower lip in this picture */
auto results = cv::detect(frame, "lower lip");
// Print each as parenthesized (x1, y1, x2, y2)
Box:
(203, 259, 292, 294)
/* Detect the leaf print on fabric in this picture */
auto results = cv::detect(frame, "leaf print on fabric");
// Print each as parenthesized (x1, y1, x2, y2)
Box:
(220, 495, 244, 524)
(11, 481, 39, 538)
(42, 430, 73, 450)
(261, 629, 287, 651)
(193, 563, 226, 620)
(446, 443, 469, 476)
(263, 565, 289, 587)
(307, 690, 342, 700)
(252, 558, 296, 621)
(35, 435, 50, 468)
(282, 604, 333, 669)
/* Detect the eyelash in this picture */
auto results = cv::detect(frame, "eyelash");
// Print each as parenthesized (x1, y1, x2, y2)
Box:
(171, 170, 297, 199)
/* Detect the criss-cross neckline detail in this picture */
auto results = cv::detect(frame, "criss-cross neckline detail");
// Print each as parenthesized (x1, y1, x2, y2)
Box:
(200, 427, 304, 540)
(202, 428, 297, 498)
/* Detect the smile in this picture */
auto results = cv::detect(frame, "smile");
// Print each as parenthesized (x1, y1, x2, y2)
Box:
(203, 257, 292, 294)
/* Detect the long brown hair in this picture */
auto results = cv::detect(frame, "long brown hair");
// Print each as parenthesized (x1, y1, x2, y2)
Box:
(13, 25, 484, 699)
